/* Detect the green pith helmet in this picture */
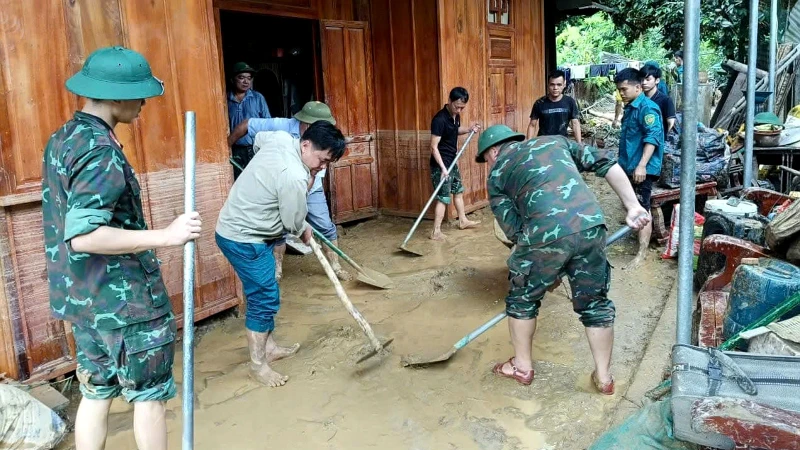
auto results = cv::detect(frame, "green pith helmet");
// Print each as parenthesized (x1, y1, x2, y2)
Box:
(232, 62, 256, 76)
(293, 101, 336, 125)
(65, 46, 164, 100)
(754, 112, 784, 126)
(476, 125, 525, 163)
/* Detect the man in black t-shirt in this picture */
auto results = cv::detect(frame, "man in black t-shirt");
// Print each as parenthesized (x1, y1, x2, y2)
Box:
(526, 70, 582, 142)
(429, 87, 482, 241)
(641, 64, 677, 139)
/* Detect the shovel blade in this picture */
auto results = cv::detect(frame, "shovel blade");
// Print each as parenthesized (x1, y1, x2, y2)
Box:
(355, 338, 395, 364)
(356, 267, 394, 289)
(398, 243, 425, 257)
(400, 346, 458, 368)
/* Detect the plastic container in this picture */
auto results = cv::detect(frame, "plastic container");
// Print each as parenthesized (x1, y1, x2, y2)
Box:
(704, 198, 758, 217)
(724, 258, 800, 342)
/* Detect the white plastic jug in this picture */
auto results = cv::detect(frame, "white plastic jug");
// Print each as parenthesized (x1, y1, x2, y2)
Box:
(705, 198, 758, 217)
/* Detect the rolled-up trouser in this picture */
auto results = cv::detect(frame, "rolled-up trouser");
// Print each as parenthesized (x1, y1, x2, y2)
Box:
(215, 233, 280, 332)
(274, 188, 338, 247)
(505, 225, 615, 327)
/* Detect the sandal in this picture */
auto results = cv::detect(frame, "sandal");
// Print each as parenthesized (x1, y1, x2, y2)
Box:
(591, 370, 615, 395)
(492, 357, 534, 386)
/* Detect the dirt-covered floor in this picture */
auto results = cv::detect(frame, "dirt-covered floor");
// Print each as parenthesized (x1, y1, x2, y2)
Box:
(56, 174, 678, 450)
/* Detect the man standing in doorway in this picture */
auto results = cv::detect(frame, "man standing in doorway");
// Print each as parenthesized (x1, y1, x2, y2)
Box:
(216, 121, 346, 387)
(226, 101, 351, 281)
(475, 125, 649, 393)
(228, 62, 271, 179)
(615, 68, 664, 270)
(641, 64, 677, 138)
(43, 46, 202, 450)
(430, 87, 482, 241)
(527, 70, 582, 143)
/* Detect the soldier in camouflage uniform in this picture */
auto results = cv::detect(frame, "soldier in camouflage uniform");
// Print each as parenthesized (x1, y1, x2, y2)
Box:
(475, 125, 649, 394)
(42, 46, 202, 449)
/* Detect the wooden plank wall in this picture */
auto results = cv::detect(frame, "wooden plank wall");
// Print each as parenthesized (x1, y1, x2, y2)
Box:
(372, 0, 442, 218)
(0, 0, 238, 381)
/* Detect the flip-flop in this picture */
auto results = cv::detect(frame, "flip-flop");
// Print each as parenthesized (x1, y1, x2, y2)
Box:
(591, 370, 615, 395)
(492, 357, 534, 386)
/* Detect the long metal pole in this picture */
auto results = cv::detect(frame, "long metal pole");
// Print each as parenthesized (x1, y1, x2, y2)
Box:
(743, 0, 760, 188)
(768, 0, 778, 112)
(182, 111, 197, 450)
(677, 0, 701, 345)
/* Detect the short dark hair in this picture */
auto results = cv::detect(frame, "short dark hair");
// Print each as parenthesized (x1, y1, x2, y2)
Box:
(548, 70, 566, 82)
(673, 50, 684, 59)
(614, 68, 643, 86)
(449, 87, 469, 103)
(301, 121, 347, 162)
(640, 64, 662, 80)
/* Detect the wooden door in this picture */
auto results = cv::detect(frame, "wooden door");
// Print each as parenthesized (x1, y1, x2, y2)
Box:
(320, 20, 379, 223)
(488, 67, 517, 128)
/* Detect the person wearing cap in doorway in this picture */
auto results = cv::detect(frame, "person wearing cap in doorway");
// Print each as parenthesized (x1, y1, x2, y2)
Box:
(475, 125, 649, 393)
(42, 46, 202, 450)
(227, 101, 351, 281)
(228, 62, 271, 179)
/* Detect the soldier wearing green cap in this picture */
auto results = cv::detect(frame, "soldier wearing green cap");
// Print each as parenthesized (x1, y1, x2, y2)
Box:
(226, 101, 351, 281)
(228, 61, 271, 179)
(42, 46, 202, 449)
(475, 125, 649, 394)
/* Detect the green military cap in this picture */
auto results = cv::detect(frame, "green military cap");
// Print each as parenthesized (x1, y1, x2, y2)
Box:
(232, 62, 256, 76)
(754, 112, 784, 127)
(66, 46, 164, 100)
(293, 101, 336, 125)
(476, 124, 525, 163)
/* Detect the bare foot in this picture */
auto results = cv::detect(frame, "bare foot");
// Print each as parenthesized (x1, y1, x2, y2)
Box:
(249, 363, 289, 387)
(265, 342, 300, 363)
(430, 230, 447, 241)
(458, 219, 481, 230)
(623, 253, 646, 270)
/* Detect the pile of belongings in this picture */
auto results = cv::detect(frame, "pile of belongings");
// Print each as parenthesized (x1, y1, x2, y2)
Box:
(660, 113, 730, 188)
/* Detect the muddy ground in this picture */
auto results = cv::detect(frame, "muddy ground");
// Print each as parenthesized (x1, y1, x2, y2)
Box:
(55, 174, 678, 449)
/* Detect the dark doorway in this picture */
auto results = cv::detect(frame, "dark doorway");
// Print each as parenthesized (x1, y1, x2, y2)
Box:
(219, 10, 321, 118)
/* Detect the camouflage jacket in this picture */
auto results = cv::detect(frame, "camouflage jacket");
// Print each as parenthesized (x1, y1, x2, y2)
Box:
(488, 136, 617, 247)
(42, 112, 171, 330)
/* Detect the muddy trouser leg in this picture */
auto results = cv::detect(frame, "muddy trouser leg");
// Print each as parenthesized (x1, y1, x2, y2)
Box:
(563, 226, 615, 327)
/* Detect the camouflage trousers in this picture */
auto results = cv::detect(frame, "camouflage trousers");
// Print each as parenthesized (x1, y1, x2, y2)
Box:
(506, 225, 615, 327)
(72, 312, 177, 402)
(430, 164, 465, 205)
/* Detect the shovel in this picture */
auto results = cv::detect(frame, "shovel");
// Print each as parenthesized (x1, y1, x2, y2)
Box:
(401, 221, 640, 368)
(312, 229, 394, 289)
(399, 130, 477, 256)
(309, 238, 393, 363)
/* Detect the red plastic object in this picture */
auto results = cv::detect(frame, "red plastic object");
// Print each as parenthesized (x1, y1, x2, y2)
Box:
(698, 290, 729, 348)
(700, 235, 771, 292)
(692, 398, 800, 450)
(742, 187, 793, 217)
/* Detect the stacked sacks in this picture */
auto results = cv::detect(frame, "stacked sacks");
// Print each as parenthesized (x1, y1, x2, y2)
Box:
(659, 112, 729, 188)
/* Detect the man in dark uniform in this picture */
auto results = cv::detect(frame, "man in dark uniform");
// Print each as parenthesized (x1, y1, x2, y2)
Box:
(641, 64, 677, 138)
(42, 46, 202, 449)
(429, 87, 481, 240)
(615, 68, 664, 269)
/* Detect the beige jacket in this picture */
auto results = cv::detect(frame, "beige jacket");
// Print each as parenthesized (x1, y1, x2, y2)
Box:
(216, 131, 310, 243)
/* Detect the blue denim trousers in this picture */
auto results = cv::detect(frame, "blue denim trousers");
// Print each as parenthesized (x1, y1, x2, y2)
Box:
(215, 233, 280, 332)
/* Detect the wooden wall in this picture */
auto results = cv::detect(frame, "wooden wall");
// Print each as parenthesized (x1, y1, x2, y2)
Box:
(0, 0, 238, 381)
(372, 0, 442, 217)
(375, 0, 545, 217)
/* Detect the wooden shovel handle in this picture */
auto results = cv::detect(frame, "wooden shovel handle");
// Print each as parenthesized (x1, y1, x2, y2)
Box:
(309, 238, 382, 351)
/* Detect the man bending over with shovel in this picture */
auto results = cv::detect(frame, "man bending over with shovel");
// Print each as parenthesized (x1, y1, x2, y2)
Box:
(227, 101, 351, 282)
(216, 121, 346, 387)
(475, 125, 650, 394)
